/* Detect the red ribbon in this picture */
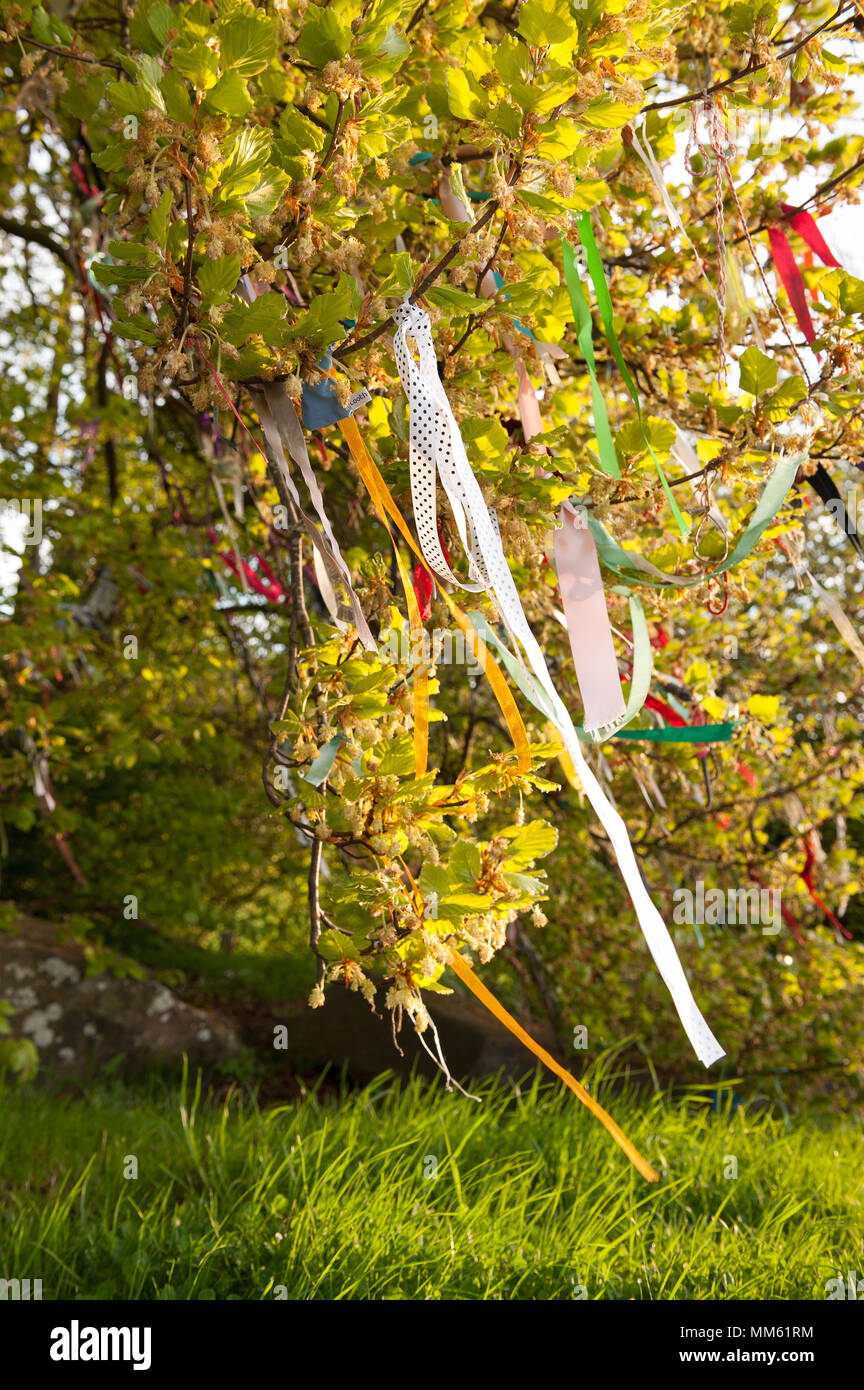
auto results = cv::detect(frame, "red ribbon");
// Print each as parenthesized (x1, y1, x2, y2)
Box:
(412, 520, 449, 623)
(768, 205, 841, 345)
(748, 864, 806, 948)
(799, 836, 853, 940)
(413, 562, 434, 623)
(207, 527, 284, 602)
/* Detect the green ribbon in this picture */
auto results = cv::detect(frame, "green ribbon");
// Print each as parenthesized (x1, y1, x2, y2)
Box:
(467, 594, 652, 744)
(563, 220, 690, 539)
(585, 452, 802, 589)
(613, 723, 737, 743)
(560, 239, 620, 480)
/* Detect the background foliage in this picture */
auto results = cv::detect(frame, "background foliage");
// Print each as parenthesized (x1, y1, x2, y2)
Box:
(1, 0, 863, 1100)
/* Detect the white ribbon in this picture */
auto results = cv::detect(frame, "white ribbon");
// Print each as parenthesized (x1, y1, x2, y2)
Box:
(392, 299, 724, 1067)
(806, 568, 864, 670)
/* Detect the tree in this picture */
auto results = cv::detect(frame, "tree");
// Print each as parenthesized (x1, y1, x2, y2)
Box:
(1, 0, 863, 1108)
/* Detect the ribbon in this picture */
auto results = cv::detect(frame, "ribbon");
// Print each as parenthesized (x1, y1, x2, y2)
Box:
(234, 278, 377, 650)
(516, 360, 544, 443)
(805, 463, 864, 560)
(586, 452, 801, 588)
(569, 217, 690, 537)
(805, 567, 864, 670)
(553, 504, 628, 735)
(413, 561, 434, 623)
(800, 836, 853, 940)
(337, 413, 531, 775)
(391, 299, 723, 1068)
(559, 238, 620, 479)
(447, 948, 659, 1181)
(780, 204, 841, 269)
(440, 174, 627, 745)
(768, 207, 839, 346)
(627, 115, 727, 317)
(207, 527, 284, 603)
(775, 528, 864, 672)
(468, 591, 652, 745)
(613, 723, 736, 743)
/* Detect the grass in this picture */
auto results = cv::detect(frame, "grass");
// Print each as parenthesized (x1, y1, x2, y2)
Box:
(0, 1061, 861, 1301)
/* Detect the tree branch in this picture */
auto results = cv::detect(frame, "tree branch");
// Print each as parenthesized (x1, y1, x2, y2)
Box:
(0, 214, 77, 273)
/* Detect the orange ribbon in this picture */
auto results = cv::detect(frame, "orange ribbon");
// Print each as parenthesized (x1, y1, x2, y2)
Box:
(337, 414, 531, 774)
(446, 948, 659, 1182)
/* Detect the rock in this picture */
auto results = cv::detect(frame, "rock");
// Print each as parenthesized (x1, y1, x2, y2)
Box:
(279, 984, 559, 1086)
(0, 914, 241, 1075)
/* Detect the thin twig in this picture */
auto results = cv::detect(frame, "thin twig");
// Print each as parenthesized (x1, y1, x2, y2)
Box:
(308, 836, 325, 986)
(332, 198, 501, 361)
(641, 4, 852, 112)
(20, 36, 123, 69)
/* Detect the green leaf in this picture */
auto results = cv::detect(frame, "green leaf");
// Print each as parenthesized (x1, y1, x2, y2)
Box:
(517, 0, 574, 47)
(147, 2, 174, 45)
(580, 96, 641, 130)
(377, 251, 415, 299)
(246, 169, 292, 220)
(317, 929, 360, 962)
(419, 863, 452, 902)
(617, 415, 677, 461)
(92, 143, 131, 172)
(763, 375, 808, 422)
(297, 6, 351, 67)
(500, 820, 558, 869)
(197, 254, 241, 306)
(819, 268, 864, 316)
(449, 838, 482, 884)
(535, 118, 583, 159)
(147, 189, 174, 248)
(106, 82, 160, 117)
(425, 285, 486, 314)
(160, 69, 195, 123)
(171, 43, 220, 91)
(111, 314, 161, 346)
(218, 13, 277, 77)
(205, 70, 254, 117)
(221, 292, 290, 347)
(446, 68, 488, 121)
(378, 733, 416, 777)
(739, 345, 779, 396)
(494, 34, 530, 86)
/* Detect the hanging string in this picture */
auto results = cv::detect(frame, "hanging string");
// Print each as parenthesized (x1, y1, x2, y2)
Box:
(685, 95, 730, 384)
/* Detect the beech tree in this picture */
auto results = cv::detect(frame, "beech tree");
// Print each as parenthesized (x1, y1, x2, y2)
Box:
(1, 0, 863, 1106)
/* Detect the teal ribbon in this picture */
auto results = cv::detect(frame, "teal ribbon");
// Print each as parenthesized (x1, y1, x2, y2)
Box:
(303, 734, 344, 786)
(613, 723, 737, 743)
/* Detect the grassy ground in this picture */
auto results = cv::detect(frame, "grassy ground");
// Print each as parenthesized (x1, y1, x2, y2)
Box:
(1, 1060, 861, 1300)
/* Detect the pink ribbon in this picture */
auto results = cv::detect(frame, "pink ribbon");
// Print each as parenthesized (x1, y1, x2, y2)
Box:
(517, 360, 544, 442)
(552, 505, 627, 735)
